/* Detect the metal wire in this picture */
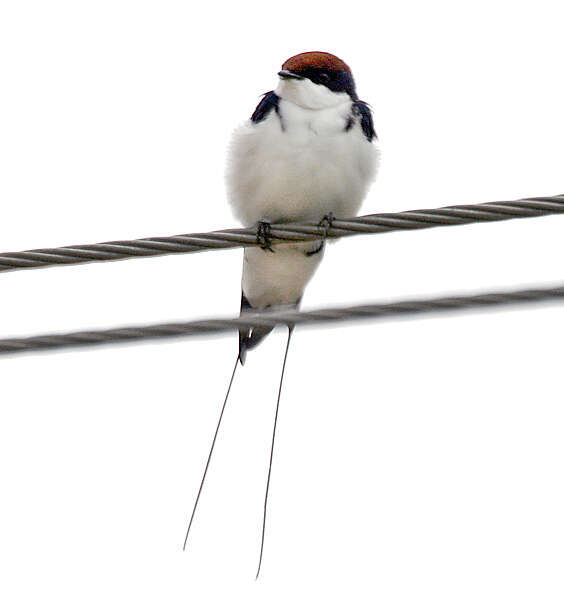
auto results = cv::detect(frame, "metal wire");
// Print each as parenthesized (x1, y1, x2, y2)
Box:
(1, 284, 563, 355)
(1, 194, 563, 273)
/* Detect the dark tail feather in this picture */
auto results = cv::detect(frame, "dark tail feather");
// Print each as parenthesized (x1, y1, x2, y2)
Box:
(182, 355, 240, 550)
(239, 326, 275, 365)
(238, 293, 274, 365)
(255, 325, 294, 579)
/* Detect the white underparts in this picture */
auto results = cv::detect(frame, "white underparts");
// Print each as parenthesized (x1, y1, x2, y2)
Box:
(226, 78, 379, 308)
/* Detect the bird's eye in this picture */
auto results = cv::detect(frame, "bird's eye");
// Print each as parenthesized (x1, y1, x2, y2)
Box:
(318, 72, 330, 84)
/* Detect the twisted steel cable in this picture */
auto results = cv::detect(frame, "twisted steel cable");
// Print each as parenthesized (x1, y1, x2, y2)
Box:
(1, 193, 563, 273)
(1, 284, 563, 355)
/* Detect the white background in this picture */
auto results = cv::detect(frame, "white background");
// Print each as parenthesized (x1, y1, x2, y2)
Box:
(1, 1, 563, 598)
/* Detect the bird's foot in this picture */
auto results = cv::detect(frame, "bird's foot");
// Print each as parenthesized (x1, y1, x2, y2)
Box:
(318, 212, 336, 240)
(256, 220, 275, 252)
(305, 213, 336, 257)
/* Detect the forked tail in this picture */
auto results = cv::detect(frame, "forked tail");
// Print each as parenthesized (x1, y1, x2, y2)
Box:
(182, 325, 295, 581)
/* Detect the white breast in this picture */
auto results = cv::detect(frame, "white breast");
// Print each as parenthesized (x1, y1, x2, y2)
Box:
(226, 96, 379, 227)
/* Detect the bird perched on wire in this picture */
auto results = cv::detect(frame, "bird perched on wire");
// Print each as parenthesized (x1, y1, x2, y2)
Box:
(183, 51, 379, 576)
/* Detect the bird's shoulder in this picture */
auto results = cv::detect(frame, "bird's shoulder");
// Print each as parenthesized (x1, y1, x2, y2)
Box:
(250, 91, 281, 124)
(347, 100, 377, 142)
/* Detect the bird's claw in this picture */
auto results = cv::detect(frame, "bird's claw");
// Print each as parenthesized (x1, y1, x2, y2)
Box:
(318, 212, 335, 241)
(319, 212, 335, 236)
(256, 221, 275, 252)
(305, 212, 336, 256)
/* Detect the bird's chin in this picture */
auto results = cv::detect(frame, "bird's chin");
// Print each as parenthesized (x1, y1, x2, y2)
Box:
(275, 79, 348, 110)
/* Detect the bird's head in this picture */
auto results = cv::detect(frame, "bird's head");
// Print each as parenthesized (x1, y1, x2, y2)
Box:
(275, 51, 357, 109)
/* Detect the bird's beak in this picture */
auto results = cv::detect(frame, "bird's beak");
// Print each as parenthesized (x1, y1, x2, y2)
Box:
(278, 69, 304, 80)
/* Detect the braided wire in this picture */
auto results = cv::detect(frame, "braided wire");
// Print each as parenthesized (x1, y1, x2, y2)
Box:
(1, 194, 563, 273)
(1, 284, 563, 355)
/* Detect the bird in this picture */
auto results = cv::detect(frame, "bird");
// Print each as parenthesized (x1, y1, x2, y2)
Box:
(183, 51, 379, 577)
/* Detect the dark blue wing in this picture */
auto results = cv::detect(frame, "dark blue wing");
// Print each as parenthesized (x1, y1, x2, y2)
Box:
(352, 100, 377, 141)
(251, 91, 281, 123)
